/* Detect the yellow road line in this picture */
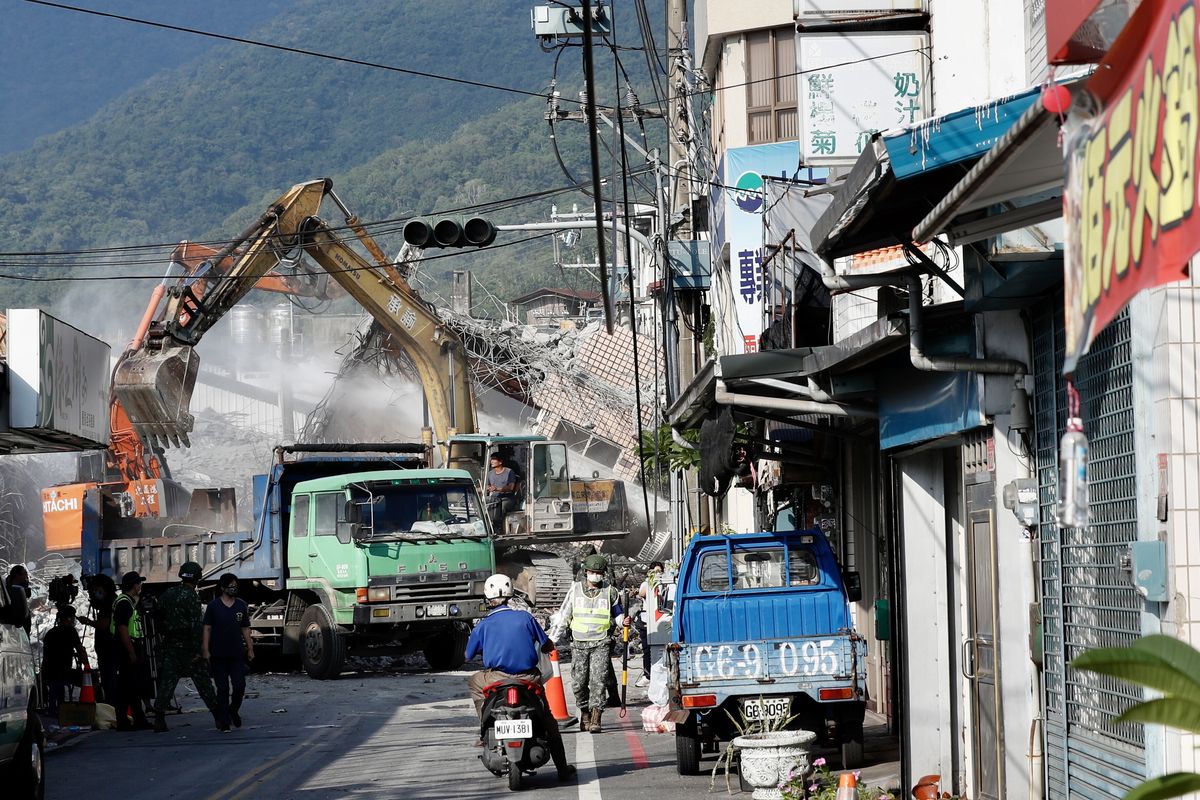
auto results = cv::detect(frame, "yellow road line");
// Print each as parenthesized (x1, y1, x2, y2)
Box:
(202, 729, 326, 800)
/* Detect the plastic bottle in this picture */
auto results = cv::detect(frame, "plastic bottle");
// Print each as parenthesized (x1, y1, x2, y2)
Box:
(1056, 416, 1090, 528)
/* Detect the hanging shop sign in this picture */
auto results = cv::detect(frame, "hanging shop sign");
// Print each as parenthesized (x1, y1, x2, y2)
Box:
(1062, 0, 1197, 373)
(797, 32, 930, 166)
(721, 142, 805, 354)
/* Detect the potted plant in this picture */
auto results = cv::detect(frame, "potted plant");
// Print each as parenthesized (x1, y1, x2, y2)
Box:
(735, 729, 817, 800)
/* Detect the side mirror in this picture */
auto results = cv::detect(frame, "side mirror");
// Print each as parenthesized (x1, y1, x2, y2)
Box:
(339, 500, 362, 524)
(843, 571, 863, 603)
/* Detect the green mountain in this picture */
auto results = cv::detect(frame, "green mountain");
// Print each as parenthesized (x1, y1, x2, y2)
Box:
(0, 0, 665, 314)
(0, 0, 295, 155)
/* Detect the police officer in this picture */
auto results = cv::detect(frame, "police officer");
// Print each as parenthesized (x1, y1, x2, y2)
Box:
(550, 554, 624, 733)
(153, 562, 220, 733)
(112, 571, 152, 731)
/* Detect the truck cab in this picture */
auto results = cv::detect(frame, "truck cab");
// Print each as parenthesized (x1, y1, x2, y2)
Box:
(668, 529, 866, 774)
(286, 469, 495, 677)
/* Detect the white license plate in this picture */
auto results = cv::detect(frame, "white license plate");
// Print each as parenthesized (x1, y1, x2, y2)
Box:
(494, 719, 533, 739)
(425, 603, 448, 617)
(741, 697, 791, 722)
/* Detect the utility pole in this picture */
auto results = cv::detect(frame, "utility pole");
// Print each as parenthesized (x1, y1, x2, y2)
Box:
(666, 0, 707, 554)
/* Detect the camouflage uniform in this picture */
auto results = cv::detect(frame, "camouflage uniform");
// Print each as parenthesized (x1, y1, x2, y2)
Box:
(570, 638, 612, 713)
(154, 583, 217, 715)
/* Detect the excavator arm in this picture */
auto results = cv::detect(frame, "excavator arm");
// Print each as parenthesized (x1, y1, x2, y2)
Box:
(113, 178, 476, 448)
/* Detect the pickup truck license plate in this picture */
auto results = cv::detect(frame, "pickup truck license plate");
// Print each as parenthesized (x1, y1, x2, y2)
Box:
(741, 697, 791, 722)
(425, 603, 448, 617)
(494, 719, 533, 739)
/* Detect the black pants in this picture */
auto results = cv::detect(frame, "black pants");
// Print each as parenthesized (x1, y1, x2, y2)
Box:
(95, 629, 118, 705)
(488, 496, 516, 532)
(114, 642, 149, 727)
(636, 621, 651, 676)
(210, 656, 246, 724)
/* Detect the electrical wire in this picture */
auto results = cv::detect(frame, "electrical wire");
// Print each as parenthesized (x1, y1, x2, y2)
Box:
(0, 230, 559, 282)
(20, 0, 587, 107)
(606, 2, 653, 536)
(22, 2, 932, 112)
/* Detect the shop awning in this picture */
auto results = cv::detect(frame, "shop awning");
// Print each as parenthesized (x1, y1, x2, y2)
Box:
(666, 316, 907, 430)
(812, 85, 1049, 259)
(912, 79, 1087, 245)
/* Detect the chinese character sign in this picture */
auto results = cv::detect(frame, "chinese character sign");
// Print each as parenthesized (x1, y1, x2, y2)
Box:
(798, 33, 930, 165)
(1061, 0, 1196, 373)
(721, 143, 802, 354)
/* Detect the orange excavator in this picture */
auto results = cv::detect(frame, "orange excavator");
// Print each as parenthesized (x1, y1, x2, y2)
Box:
(41, 240, 335, 551)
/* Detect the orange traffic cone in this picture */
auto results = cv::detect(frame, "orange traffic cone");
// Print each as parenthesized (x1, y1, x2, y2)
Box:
(545, 648, 577, 727)
(836, 771, 857, 800)
(78, 666, 96, 704)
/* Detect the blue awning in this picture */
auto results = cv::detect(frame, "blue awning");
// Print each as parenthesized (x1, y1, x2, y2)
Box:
(811, 84, 1049, 260)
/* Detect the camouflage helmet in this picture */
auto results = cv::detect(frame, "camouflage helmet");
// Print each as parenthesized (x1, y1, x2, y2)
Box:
(178, 561, 203, 582)
(583, 554, 608, 573)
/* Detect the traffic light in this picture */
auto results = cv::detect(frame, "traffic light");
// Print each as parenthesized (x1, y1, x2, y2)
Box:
(402, 217, 497, 248)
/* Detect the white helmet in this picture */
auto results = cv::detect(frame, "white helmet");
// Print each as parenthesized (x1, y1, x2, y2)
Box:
(483, 574, 514, 601)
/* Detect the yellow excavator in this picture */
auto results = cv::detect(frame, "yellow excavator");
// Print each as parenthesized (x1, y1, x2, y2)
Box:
(112, 178, 629, 607)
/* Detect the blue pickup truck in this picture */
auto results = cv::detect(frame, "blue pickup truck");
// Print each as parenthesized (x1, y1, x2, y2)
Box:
(667, 529, 867, 773)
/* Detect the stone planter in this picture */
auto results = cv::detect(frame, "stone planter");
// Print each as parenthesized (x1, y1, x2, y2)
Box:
(733, 730, 817, 800)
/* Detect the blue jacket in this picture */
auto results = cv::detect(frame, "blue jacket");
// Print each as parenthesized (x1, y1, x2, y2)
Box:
(464, 604, 548, 674)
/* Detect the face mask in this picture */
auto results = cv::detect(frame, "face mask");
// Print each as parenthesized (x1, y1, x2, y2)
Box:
(224, 586, 238, 597)
(586, 572, 603, 584)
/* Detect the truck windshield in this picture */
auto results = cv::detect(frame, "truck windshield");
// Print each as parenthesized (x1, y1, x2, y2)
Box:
(698, 545, 820, 592)
(353, 483, 488, 541)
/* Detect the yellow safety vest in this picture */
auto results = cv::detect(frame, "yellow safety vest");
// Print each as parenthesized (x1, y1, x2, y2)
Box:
(569, 584, 613, 642)
(109, 593, 142, 639)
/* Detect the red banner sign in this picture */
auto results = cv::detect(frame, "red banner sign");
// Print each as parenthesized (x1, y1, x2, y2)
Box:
(1062, 0, 1196, 372)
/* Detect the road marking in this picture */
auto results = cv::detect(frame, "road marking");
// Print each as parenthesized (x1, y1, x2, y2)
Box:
(620, 720, 649, 770)
(575, 729, 603, 800)
(200, 728, 325, 800)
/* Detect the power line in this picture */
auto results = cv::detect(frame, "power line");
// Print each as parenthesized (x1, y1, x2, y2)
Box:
(22, 2, 929, 111)
(20, 0, 584, 106)
(0, 231, 559, 282)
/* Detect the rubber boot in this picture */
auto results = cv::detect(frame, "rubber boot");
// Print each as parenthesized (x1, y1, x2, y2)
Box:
(589, 708, 603, 734)
(153, 711, 168, 733)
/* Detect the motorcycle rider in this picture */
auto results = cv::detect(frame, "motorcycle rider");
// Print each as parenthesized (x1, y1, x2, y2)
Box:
(550, 554, 625, 733)
(465, 574, 576, 782)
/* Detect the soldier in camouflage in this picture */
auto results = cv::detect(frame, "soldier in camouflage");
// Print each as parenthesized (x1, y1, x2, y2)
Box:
(550, 555, 625, 733)
(153, 562, 220, 732)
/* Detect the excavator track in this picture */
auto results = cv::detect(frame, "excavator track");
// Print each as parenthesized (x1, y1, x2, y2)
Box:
(499, 549, 574, 618)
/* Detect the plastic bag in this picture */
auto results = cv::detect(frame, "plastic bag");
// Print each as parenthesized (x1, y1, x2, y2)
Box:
(648, 656, 669, 706)
(640, 703, 676, 733)
(94, 702, 116, 730)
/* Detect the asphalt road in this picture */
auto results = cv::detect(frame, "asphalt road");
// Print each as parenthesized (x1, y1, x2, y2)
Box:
(45, 658, 713, 800)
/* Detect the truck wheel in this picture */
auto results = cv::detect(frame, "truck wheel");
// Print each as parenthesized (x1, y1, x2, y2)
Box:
(424, 622, 470, 671)
(840, 739, 863, 770)
(3, 707, 45, 800)
(300, 604, 345, 680)
(675, 728, 701, 775)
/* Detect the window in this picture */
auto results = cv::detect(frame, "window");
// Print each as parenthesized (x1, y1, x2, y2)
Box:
(314, 493, 339, 536)
(292, 495, 310, 538)
(697, 545, 819, 592)
(699, 552, 731, 592)
(746, 27, 798, 145)
(532, 443, 571, 499)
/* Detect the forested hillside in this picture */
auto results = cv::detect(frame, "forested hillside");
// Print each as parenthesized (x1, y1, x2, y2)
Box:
(0, 0, 662, 313)
(0, 0, 293, 154)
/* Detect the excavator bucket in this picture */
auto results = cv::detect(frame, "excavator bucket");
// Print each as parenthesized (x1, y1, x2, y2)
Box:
(112, 344, 201, 448)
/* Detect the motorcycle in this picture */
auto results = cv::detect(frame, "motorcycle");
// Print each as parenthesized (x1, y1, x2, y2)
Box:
(479, 680, 553, 790)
